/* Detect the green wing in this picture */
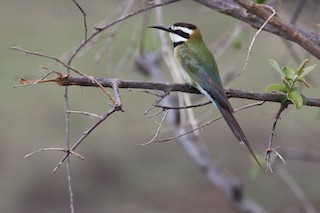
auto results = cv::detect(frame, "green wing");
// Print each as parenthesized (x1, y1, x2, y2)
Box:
(177, 43, 233, 112)
(177, 43, 261, 166)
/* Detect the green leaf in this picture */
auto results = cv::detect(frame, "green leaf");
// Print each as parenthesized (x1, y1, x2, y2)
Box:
(298, 64, 317, 80)
(282, 66, 295, 80)
(265, 83, 288, 93)
(295, 59, 309, 76)
(287, 89, 303, 109)
(269, 60, 285, 78)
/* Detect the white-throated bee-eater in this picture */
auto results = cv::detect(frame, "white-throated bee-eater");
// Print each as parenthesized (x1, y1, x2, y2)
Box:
(149, 22, 260, 166)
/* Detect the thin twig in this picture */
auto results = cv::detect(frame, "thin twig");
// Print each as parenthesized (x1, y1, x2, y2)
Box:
(67, 0, 180, 64)
(25, 148, 85, 160)
(267, 101, 289, 149)
(137, 110, 168, 146)
(265, 101, 289, 172)
(128, 89, 164, 97)
(147, 109, 165, 118)
(239, 5, 276, 74)
(155, 101, 211, 110)
(53, 81, 123, 173)
(143, 91, 169, 115)
(94, 0, 135, 72)
(72, 0, 88, 40)
(66, 110, 103, 119)
(156, 101, 265, 143)
(10, 46, 116, 103)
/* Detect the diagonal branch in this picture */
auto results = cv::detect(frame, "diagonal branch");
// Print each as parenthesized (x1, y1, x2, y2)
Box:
(194, 0, 320, 59)
(67, 0, 180, 64)
(53, 80, 124, 173)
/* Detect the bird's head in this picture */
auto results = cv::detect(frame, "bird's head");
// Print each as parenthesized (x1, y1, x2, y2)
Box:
(149, 22, 202, 47)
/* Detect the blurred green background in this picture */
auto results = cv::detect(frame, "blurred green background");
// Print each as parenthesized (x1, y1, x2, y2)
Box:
(1, 0, 320, 212)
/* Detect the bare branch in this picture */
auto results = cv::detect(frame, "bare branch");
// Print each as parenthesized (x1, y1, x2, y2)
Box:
(72, 0, 88, 40)
(194, 0, 320, 59)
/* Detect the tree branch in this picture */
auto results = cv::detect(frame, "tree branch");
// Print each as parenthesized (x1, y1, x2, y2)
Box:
(54, 76, 320, 107)
(194, 0, 320, 59)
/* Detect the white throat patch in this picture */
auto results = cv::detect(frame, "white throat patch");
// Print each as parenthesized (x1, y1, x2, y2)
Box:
(169, 33, 187, 43)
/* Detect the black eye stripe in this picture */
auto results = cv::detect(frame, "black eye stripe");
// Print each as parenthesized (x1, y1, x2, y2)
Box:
(173, 41, 184, 48)
(172, 29, 190, 39)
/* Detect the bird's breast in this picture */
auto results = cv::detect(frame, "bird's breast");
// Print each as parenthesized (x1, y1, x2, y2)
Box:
(174, 47, 194, 85)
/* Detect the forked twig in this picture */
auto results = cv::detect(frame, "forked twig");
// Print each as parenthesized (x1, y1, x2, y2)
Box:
(137, 110, 168, 146)
(14, 69, 63, 88)
(143, 91, 170, 115)
(10, 46, 116, 104)
(25, 148, 85, 160)
(53, 81, 123, 173)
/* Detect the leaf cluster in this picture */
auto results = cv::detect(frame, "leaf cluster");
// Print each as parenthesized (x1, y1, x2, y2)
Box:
(265, 59, 317, 109)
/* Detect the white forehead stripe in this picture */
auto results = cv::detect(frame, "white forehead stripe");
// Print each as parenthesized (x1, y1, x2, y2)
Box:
(171, 26, 193, 35)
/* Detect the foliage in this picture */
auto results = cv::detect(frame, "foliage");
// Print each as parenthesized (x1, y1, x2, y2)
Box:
(265, 59, 317, 109)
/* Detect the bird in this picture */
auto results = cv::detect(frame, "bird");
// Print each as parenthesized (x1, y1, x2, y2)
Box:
(149, 22, 261, 166)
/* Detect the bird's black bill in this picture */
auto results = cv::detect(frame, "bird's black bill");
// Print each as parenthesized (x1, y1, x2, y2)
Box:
(148, 25, 174, 34)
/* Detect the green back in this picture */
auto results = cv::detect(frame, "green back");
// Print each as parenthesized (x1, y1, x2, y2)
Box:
(176, 39, 232, 111)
